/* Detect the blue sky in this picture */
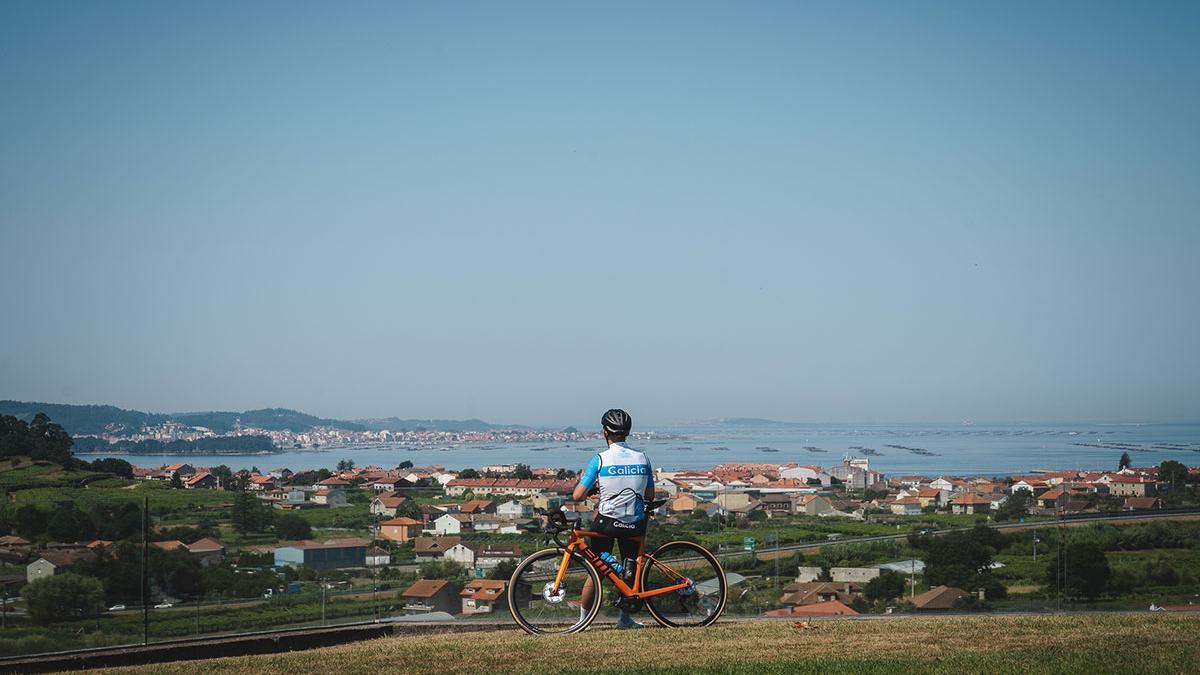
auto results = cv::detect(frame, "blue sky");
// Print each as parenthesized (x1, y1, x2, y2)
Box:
(1, 2, 1198, 426)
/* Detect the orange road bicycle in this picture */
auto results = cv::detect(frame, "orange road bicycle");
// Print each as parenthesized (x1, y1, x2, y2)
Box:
(508, 503, 728, 634)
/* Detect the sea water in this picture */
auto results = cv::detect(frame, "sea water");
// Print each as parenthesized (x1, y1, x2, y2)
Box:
(89, 421, 1200, 477)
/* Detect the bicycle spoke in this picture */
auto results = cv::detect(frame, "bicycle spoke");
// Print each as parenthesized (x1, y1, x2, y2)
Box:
(641, 541, 727, 627)
(509, 549, 600, 634)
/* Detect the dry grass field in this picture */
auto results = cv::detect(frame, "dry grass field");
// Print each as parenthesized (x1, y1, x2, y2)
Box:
(98, 613, 1200, 675)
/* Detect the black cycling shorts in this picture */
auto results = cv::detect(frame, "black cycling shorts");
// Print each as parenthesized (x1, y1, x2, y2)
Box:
(589, 514, 647, 563)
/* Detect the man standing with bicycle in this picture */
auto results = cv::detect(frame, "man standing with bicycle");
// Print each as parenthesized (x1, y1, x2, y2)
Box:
(573, 408, 655, 629)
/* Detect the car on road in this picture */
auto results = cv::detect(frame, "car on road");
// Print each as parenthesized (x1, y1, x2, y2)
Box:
(108, 604, 126, 611)
(153, 602, 173, 609)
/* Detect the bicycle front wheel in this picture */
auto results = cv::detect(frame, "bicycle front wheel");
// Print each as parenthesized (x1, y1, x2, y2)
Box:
(508, 548, 602, 635)
(640, 540, 727, 628)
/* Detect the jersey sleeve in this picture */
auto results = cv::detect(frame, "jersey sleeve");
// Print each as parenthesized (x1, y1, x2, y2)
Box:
(579, 454, 602, 490)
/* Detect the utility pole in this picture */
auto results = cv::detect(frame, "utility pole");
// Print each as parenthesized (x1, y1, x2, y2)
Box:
(142, 495, 149, 645)
(1033, 533, 1039, 563)
(321, 577, 327, 626)
(773, 529, 780, 592)
(911, 558, 916, 599)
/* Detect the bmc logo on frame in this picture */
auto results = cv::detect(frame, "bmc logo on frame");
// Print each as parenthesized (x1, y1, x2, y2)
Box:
(601, 464, 649, 477)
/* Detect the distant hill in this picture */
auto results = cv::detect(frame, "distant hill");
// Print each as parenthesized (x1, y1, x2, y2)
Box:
(354, 417, 526, 432)
(172, 408, 365, 433)
(0, 400, 517, 436)
(691, 417, 802, 427)
(0, 401, 168, 435)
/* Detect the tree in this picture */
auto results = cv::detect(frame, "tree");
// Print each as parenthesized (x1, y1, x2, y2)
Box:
(14, 504, 47, 538)
(865, 569, 905, 602)
(917, 527, 997, 590)
(556, 468, 577, 480)
(513, 464, 534, 479)
(47, 502, 93, 542)
(276, 514, 312, 540)
(21, 573, 105, 624)
(458, 468, 481, 479)
(1159, 461, 1189, 489)
(1047, 541, 1110, 599)
(488, 559, 517, 580)
(231, 492, 274, 534)
(0, 413, 76, 466)
(170, 473, 184, 489)
(89, 457, 134, 478)
(396, 500, 423, 520)
(210, 465, 234, 489)
(337, 459, 355, 472)
(994, 490, 1032, 522)
(397, 460, 414, 470)
(1118, 452, 1132, 470)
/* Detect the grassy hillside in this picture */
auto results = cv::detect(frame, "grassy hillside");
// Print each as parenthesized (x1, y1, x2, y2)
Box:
(99, 613, 1199, 674)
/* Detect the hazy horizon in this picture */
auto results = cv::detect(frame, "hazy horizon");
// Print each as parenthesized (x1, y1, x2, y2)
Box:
(3, 3, 1198, 426)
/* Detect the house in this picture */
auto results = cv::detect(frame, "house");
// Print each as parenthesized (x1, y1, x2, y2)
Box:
(1109, 477, 1157, 497)
(162, 463, 196, 480)
(26, 549, 96, 584)
(950, 493, 993, 515)
(151, 540, 188, 552)
(460, 579, 520, 615)
(1037, 489, 1070, 510)
(889, 497, 923, 516)
(455, 499, 497, 515)
(183, 472, 219, 489)
(379, 517, 423, 543)
(315, 477, 352, 490)
(830, 567, 880, 583)
(1124, 497, 1164, 511)
(312, 489, 347, 507)
(443, 543, 477, 568)
(469, 515, 504, 533)
(669, 493, 706, 513)
(911, 585, 970, 610)
(247, 475, 276, 491)
(472, 543, 523, 571)
(797, 494, 839, 516)
(528, 493, 567, 511)
(414, 536, 462, 562)
(402, 579, 462, 614)
(273, 539, 369, 571)
(186, 538, 226, 566)
(366, 546, 391, 567)
(433, 514, 474, 535)
(370, 495, 409, 517)
(764, 599, 858, 617)
(496, 500, 533, 520)
(760, 494, 799, 516)
(779, 581, 861, 607)
(1010, 480, 1048, 496)
(269, 467, 293, 480)
(913, 488, 947, 509)
(0, 536, 31, 549)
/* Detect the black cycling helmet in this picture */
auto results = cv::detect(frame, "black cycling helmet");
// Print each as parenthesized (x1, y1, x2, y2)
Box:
(601, 408, 632, 436)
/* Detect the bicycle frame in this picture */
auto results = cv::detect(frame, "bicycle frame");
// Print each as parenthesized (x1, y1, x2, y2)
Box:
(551, 530, 692, 599)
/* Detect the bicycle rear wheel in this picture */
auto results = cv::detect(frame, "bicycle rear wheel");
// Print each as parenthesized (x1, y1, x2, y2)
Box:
(640, 540, 727, 628)
(508, 548, 602, 635)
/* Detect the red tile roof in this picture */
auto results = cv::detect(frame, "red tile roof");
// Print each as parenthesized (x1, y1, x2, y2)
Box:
(404, 579, 450, 598)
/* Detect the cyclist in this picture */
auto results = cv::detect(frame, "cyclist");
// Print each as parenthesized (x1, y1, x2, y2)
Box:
(573, 408, 655, 629)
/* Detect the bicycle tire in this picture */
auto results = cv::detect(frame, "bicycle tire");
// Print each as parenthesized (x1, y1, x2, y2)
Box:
(640, 540, 727, 628)
(508, 547, 603, 635)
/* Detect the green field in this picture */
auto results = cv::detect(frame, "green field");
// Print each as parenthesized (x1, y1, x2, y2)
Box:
(7, 482, 235, 513)
(94, 613, 1200, 674)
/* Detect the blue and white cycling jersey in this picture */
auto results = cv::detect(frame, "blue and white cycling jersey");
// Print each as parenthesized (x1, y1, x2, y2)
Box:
(579, 442, 653, 523)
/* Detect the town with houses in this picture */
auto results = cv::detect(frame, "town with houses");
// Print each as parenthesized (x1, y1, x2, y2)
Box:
(6, 454, 1189, 625)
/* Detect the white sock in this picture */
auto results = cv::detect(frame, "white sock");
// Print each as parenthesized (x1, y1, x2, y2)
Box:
(579, 605, 588, 621)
